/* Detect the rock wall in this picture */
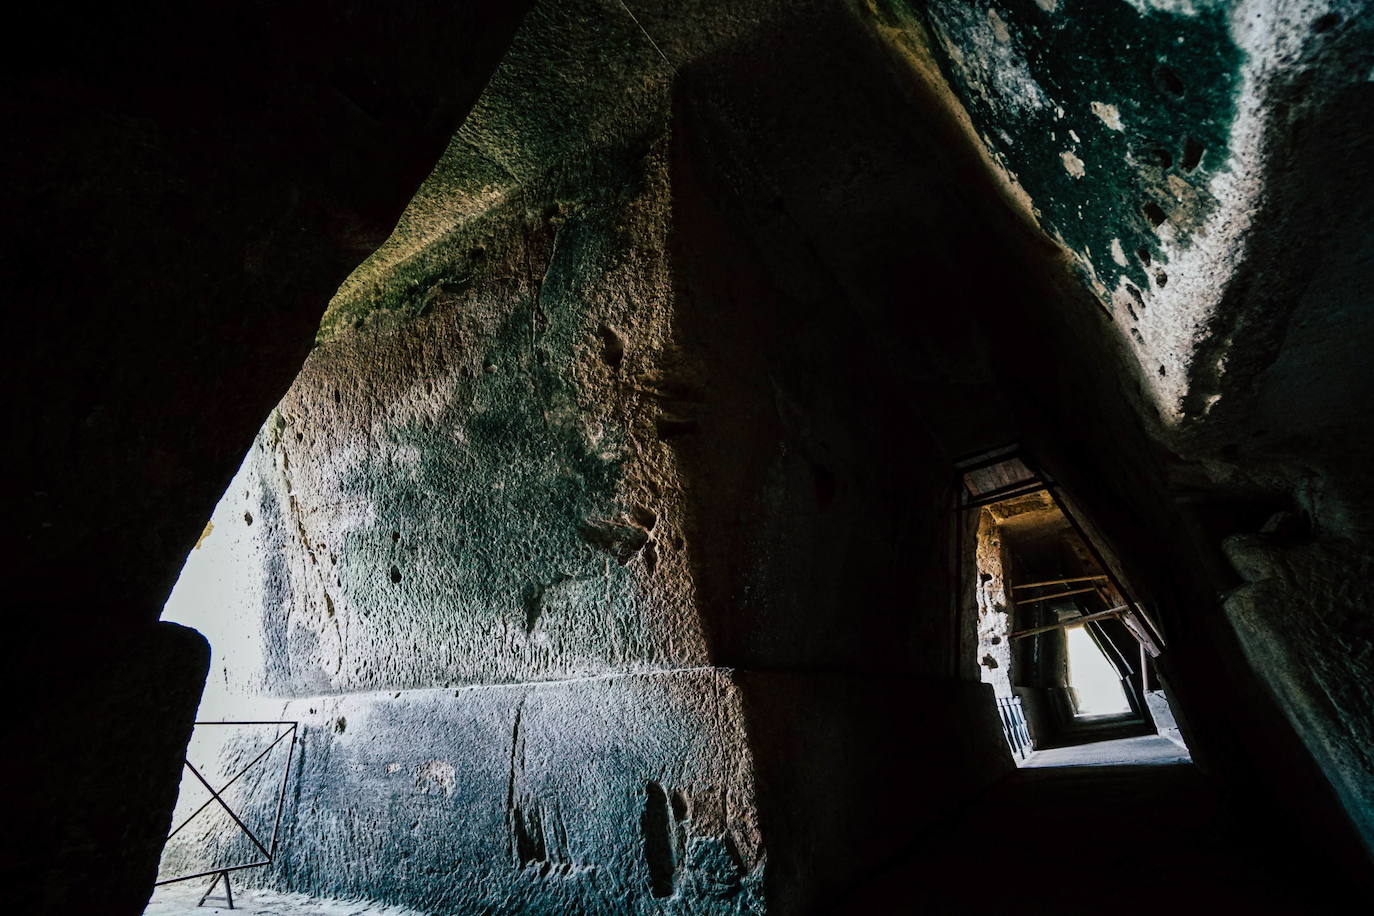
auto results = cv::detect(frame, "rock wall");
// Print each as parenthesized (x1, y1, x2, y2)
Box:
(160, 7, 1016, 906)
(879, 0, 1374, 866)
(1223, 530, 1374, 849)
(4, 623, 209, 915)
(974, 511, 1015, 697)
(152, 0, 1374, 908)
(0, 4, 530, 911)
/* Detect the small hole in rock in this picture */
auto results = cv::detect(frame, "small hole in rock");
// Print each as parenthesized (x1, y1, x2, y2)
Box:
(1155, 270, 1168, 287)
(1313, 13, 1340, 32)
(630, 506, 657, 531)
(1142, 202, 1168, 227)
(1156, 65, 1185, 97)
(389, 565, 402, 584)
(1137, 247, 1152, 266)
(1149, 148, 1173, 168)
(244, 511, 253, 526)
(598, 326, 625, 370)
(1181, 138, 1205, 172)
(656, 416, 698, 439)
(1159, 365, 1167, 377)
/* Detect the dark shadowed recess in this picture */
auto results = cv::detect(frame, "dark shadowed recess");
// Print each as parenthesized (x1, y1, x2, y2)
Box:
(955, 64, 1374, 914)
(997, 58, 1374, 897)
(666, 7, 1033, 909)
(0, 4, 530, 912)
(668, 1, 1370, 908)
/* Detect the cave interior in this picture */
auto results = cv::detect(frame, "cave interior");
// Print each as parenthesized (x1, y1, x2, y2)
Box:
(4, 1, 1373, 914)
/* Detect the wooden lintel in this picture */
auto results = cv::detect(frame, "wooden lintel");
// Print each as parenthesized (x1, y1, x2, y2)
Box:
(1014, 586, 1100, 605)
(1012, 575, 1109, 591)
(1010, 606, 1125, 640)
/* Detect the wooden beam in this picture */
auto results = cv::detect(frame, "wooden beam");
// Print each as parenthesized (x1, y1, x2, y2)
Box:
(1041, 482, 1167, 648)
(1129, 602, 1168, 649)
(1014, 586, 1100, 605)
(1119, 608, 1162, 658)
(1011, 606, 1125, 640)
(1012, 575, 1108, 590)
(962, 483, 1047, 510)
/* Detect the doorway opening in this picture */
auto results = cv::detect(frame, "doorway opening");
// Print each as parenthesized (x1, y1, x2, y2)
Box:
(954, 445, 1188, 767)
(1065, 624, 1131, 717)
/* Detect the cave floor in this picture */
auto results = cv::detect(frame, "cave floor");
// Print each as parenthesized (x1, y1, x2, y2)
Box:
(144, 883, 428, 916)
(837, 750, 1346, 915)
(1022, 733, 1191, 768)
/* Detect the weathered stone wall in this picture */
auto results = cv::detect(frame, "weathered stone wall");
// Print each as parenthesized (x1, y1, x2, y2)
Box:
(974, 510, 1015, 696)
(163, 672, 767, 914)
(160, 4, 1016, 907)
(154, 0, 1374, 907)
(879, 0, 1374, 865)
(1, 4, 530, 911)
(184, 144, 700, 701)
(1223, 530, 1374, 850)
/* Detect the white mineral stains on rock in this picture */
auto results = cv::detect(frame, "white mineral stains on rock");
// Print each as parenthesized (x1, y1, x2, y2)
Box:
(929, 4, 1050, 115)
(1035, 0, 1060, 12)
(1090, 101, 1124, 131)
(1068, 128, 1081, 143)
(1111, 239, 1129, 266)
(1061, 150, 1086, 178)
(1123, 0, 1205, 15)
(1126, 0, 1358, 428)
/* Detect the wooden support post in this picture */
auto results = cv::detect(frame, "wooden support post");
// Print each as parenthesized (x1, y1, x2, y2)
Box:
(1118, 607, 1162, 658)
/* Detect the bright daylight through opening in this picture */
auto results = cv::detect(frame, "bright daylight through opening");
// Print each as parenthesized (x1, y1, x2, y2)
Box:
(1066, 624, 1131, 717)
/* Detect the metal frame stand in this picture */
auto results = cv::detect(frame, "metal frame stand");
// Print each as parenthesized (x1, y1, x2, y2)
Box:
(154, 721, 299, 907)
(198, 869, 235, 909)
